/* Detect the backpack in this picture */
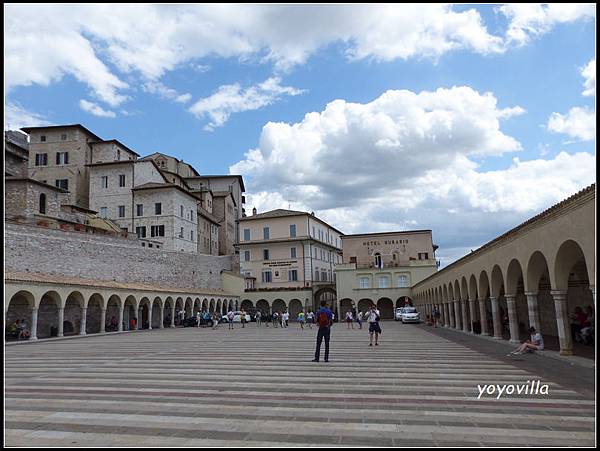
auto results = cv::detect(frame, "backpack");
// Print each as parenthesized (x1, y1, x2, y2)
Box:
(317, 310, 330, 328)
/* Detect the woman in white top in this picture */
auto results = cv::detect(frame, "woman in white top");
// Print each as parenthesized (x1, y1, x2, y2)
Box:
(366, 305, 382, 346)
(345, 311, 354, 329)
(509, 327, 544, 355)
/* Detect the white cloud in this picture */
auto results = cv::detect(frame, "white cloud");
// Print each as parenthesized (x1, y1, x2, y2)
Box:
(232, 87, 595, 264)
(79, 99, 117, 118)
(143, 81, 192, 104)
(581, 59, 595, 97)
(500, 4, 595, 46)
(189, 77, 305, 130)
(547, 107, 596, 141)
(5, 102, 52, 130)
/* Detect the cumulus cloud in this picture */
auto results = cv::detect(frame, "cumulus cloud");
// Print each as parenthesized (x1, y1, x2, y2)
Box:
(79, 99, 117, 118)
(5, 102, 52, 130)
(143, 81, 192, 104)
(547, 107, 596, 141)
(581, 59, 595, 97)
(231, 88, 596, 265)
(189, 77, 305, 130)
(500, 4, 595, 46)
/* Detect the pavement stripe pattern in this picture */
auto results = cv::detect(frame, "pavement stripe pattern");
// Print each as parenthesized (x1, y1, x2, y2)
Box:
(4, 322, 595, 447)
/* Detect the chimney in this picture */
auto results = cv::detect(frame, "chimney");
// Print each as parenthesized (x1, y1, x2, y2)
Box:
(252, 207, 257, 216)
(311, 211, 315, 216)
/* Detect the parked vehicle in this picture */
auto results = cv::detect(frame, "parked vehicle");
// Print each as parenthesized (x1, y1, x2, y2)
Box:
(183, 316, 214, 327)
(395, 308, 405, 321)
(221, 311, 252, 323)
(401, 307, 421, 324)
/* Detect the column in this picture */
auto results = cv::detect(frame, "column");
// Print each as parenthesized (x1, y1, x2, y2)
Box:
(100, 309, 107, 333)
(445, 303, 451, 327)
(148, 306, 153, 330)
(449, 302, 456, 328)
(80, 307, 87, 335)
(171, 306, 176, 328)
(525, 292, 541, 332)
(478, 297, 489, 336)
(552, 290, 573, 356)
(468, 299, 476, 333)
(505, 295, 520, 343)
(58, 307, 64, 337)
(490, 296, 502, 339)
(30, 307, 39, 341)
(137, 309, 142, 330)
(454, 300, 461, 330)
(160, 306, 165, 329)
(461, 300, 469, 333)
(118, 307, 124, 332)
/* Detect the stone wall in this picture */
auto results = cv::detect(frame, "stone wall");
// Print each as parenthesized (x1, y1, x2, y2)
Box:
(5, 223, 233, 291)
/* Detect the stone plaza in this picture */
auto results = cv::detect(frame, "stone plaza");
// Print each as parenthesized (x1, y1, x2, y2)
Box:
(5, 321, 595, 447)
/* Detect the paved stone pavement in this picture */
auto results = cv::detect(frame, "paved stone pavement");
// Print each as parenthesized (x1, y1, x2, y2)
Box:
(5, 321, 596, 447)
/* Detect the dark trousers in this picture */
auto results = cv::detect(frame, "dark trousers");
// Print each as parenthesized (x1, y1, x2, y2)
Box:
(314, 327, 330, 361)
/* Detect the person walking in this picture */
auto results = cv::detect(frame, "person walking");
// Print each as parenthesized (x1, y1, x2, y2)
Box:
(356, 310, 363, 330)
(366, 305, 382, 347)
(256, 310, 262, 327)
(272, 311, 279, 328)
(283, 311, 289, 328)
(212, 312, 220, 329)
(345, 310, 354, 329)
(298, 311, 306, 330)
(307, 310, 314, 329)
(433, 306, 440, 328)
(196, 310, 201, 328)
(240, 309, 247, 328)
(313, 301, 333, 362)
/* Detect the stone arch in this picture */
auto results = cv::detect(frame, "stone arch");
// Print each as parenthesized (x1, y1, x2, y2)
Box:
(478, 271, 490, 300)
(216, 299, 222, 314)
(272, 299, 286, 313)
(448, 282, 455, 301)
(139, 297, 151, 329)
(39, 192, 47, 214)
(123, 295, 137, 330)
(6, 290, 35, 340)
(152, 297, 162, 329)
(340, 298, 354, 316)
(163, 297, 174, 327)
(506, 259, 524, 296)
(106, 294, 121, 332)
(241, 299, 254, 311)
(490, 265, 505, 298)
(377, 297, 394, 320)
(442, 284, 448, 302)
(469, 275, 478, 301)
(358, 298, 374, 313)
(193, 298, 201, 316)
(289, 299, 303, 320)
(184, 297, 193, 317)
(37, 291, 61, 339)
(64, 291, 85, 335)
(209, 299, 215, 313)
(553, 239, 588, 291)
(86, 293, 104, 334)
(257, 299, 270, 314)
(526, 251, 550, 293)
(202, 298, 208, 312)
(454, 280, 461, 301)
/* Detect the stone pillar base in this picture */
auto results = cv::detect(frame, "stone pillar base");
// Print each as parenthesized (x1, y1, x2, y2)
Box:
(560, 350, 574, 356)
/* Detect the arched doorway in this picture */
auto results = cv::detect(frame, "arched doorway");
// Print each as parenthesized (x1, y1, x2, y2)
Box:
(257, 299, 270, 314)
(340, 298, 354, 317)
(86, 293, 104, 334)
(6, 291, 35, 340)
(152, 298, 162, 329)
(241, 299, 254, 311)
(272, 299, 286, 314)
(38, 291, 61, 339)
(64, 291, 85, 335)
(106, 295, 121, 332)
(123, 296, 137, 330)
(289, 299, 303, 321)
(139, 298, 151, 329)
(358, 298, 374, 314)
(377, 298, 394, 320)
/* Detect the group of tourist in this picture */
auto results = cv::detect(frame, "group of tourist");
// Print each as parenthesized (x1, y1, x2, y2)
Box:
(571, 305, 594, 345)
(6, 319, 31, 340)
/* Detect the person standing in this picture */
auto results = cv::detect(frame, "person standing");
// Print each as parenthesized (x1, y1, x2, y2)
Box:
(366, 305, 382, 347)
(240, 309, 247, 328)
(433, 306, 440, 328)
(196, 310, 201, 328)
(272, 311, 279, 328)
(307, 310, 314, 329)
(345, 310, 354, 329)
(227, 310, 235, 330)
(283, 311, 290, 328)
(312, 301, 333, 362)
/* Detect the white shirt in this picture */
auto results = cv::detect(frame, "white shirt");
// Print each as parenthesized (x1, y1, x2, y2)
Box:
(368, 309, 380, 323)
(357, 312, 363, 321)
(283, 313, 289, 320)
(532, 333, 544, 350)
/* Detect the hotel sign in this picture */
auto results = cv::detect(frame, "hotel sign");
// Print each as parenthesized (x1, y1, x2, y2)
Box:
(363, 239, 408, 246)
(263, 260, 297, 267)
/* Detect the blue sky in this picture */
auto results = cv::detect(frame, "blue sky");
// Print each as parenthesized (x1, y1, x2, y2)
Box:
(5, 4, 596, 266)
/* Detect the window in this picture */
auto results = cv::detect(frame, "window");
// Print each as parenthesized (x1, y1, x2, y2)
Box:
(263, 227, 270, 240)
(190, 230, 194, 241)
(179, 227, 184, 238)
(289, 270, 298, 282)
(100, 207, 108, 218)
(244, 250, 251, 262)
(119, 174, 126, 187)
(151, 225, 165, 237)
(321, 270, 327, 281)
(374, 253, 383, 269)
(180, 205, 184, 217)
(359, 277, 370, 289)
(418, 253, 429, 260)
(39, 193, 46, 214)
(56, 152, 69, 165)
(136, 226, 147, 238)
(117, 149, 121, 160)
(263, 249, 270, 261)
(61, 133, 67, 141)
(262, 271, 272, 283)
(244, 228, 250, 241)
(155, 203, 162, 215)
(40, 135, 46, 142)
(397, 275, 409, 288)
(136, 204, 143, 216)
(190, 209, 194, 219)
(290, 224, 296, 237)
(55, 179, 68, 190)
(290, 247, 297, 259)
(101, 176, 108, 189)
(350, 256, 357, 264)
(315, 270, 320, 281)
(378, 276, 390, 288)
(312, 226, 315, 237)
(118, 205, 125, 218)
(35, 153, 48, 166)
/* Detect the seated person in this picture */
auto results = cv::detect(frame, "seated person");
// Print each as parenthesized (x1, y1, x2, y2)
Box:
(6, 320, 18, 338)
(509, 327, 544, 355)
